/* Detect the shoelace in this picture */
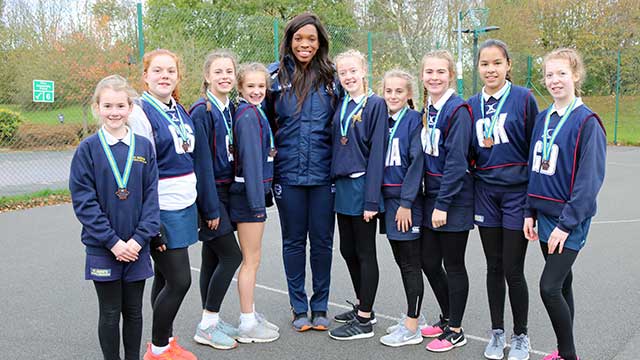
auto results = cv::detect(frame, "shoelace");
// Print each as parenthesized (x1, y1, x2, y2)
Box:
(512, 335, 527, 350)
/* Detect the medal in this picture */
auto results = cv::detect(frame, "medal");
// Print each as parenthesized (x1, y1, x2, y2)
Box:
(182, 140, 190, 152)
(483, 137, 494, 148)
(269, 148, 277, 158)
(142, 92, 192, 153)
(256, 105, 277, 160)
(98, 127, 135, 201)
(541, 160, 550, 170)
(206, 90, 233, 155)
(386, 106, 408, 159)
(339, 91, 371, 144)
(541, 97, 578, 169)
(228, 143, 234, 153)
(481, 82, 511, 146)
(426, 103, 442, 156)
(340, 136, 349, 145)
(115, 188, 130, 200)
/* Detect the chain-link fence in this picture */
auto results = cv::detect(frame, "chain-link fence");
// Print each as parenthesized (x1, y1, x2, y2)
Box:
(1, 4, 638, 196)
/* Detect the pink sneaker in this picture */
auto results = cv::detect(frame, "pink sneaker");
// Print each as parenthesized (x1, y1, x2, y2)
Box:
(425, 327, 466, 352)
(542, 350, 579, 360)
(420, 315, 448, 338)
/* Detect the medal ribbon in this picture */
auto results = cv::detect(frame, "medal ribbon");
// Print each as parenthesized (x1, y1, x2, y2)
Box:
(339, 90, 373, 138)
(98, 128, 135, 191)
(387, 106, 408, 157)
(427, 104, 442, 151)
(141, 92, 190, 143)
(542, 97, 578, 161)
(256, 105, 275, 151)
(481, 82, 511, 139)
(206, 90, 232, 146)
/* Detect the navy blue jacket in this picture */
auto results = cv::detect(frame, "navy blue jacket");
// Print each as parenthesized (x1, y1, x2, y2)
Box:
(189, 98, 235, 220)
(231, 101, 274, 212)
(70, 133, 160, 256)
(331, 94, 388, 211)
(267, 58, 340, 185)
(468, 85, 539, 188)
(525, 104, 606, 232)
(383, 109, 424, 208)
(423, 95, 474, 211)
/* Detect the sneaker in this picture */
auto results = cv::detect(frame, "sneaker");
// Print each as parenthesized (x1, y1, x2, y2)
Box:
(484, 329, 506, 359)
(169, 338, 197, 360)
(333, 300, 377, 324)
(380, 323, 423, 347)
(255, 312, 279, 332)
(328, 319, 374, 341)
(216, 320, 239, 339)
(237, 321, 280, 343)
(386, 313, 428, 334)
(421, 315, 448, 338)
(292, 312, 313, 332)
(508, 334, 530, 360)
(425, 327, 467, 352)
(311, 311, 330, 331)
(542, 351, 579, 360)
(194, 324, 238, 350)
(143, 343, 173, 360)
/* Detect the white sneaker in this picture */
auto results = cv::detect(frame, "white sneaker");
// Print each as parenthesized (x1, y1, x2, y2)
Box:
(386, 313, 427, 334)
(237, 321, 280, 343)
(380, 324, 423, 347)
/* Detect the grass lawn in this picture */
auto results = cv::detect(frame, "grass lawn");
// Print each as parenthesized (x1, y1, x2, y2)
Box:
(1, 104, 94, 125)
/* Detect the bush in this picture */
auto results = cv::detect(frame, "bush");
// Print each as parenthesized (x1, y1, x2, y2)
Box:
(0, 108, 25, 144)
(10, 123, 97, 150)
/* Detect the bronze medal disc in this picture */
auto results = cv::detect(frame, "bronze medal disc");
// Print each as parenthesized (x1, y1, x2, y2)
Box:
(483, 137, 494, 148)
(116, 188, 129, 200)
(269, 148, 277, 158)
(228, 144, 234, 154)
(541, 161, 550, 170)
(340, 136, 349, 145)
(182, 141, 190, 152)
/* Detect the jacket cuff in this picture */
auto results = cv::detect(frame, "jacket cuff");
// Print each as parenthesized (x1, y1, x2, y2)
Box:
(434, 200, 450, 212)
(399, 199, 413, 209)
(364, 201, 379, 212)
(105, 234, 121, 251)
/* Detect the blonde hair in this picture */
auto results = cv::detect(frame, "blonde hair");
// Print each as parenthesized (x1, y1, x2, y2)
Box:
(335, 49, 371, 121)
(142, 49, 184, 102)
(420, 50, 456, 126)
(237, 62, 270, 98)
(543, 48, 586, 97)
(202, 49, 238, 111)
(382, 69, 416, 109)
(91, 75, 138, 120)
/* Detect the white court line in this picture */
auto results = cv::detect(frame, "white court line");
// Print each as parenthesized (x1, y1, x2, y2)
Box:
(608, 161, 640, 168)
(190, 266, 548, 356)
(592, 218, 640, 224)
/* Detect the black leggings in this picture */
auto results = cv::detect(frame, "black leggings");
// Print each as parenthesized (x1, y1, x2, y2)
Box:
(93, 280, 146, 360)
(389, 240, 424, 318)
(150, 248, 192, 347)
(540, 241, 578, 360)
(337, 214, 379, 313)
(480, 227, 529, 335)
(421, 227, 469, 328)
(199, 232, 242, 312)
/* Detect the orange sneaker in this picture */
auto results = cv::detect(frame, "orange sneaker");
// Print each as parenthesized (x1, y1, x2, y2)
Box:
(169, 338, 197, 360)
(143, 343, 175, 360)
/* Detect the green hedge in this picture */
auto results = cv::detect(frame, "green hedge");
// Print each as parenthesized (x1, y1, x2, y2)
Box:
(0, 108, 25, 143)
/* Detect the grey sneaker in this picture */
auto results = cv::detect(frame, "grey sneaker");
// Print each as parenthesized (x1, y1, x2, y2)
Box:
(237, 321, 280, 343)
(508, 334, 530, 360)
(380, 323, 423, 347)
(386, 313, 427, 334)
(311, 311, 330, 331)
(194, 324, 238, 350)
(484, 329, 506, 359)
(255, 312, 279, 332)
(292, 312, 313, 332)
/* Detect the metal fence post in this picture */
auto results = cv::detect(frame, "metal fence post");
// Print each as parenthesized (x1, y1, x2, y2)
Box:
(137, 2, 144, 63)
(273, 19, 279, 62)
(367, 32, 373, 87)
(614, 49, 621, 145)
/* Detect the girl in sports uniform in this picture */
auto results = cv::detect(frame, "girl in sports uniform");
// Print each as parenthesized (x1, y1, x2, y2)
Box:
(467, 39, 539, 360)
(128, 49, 198, 360)
(266, 13, 339, 331)
(524, 48, 606, 360)
(418, 50, 474, 354)
(328, 49, 387, 341)
(70, 75, 159, 360)
(189, 50, 242, 350)
(377, 69, 425, 348)
(231, 62, 279, 344)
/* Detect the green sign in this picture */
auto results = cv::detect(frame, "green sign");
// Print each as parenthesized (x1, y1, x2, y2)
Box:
(33, 80, 55, 103)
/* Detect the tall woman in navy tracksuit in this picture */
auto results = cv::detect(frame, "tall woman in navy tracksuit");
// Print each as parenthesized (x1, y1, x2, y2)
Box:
(378, 69, 425, 348)
(70, 75, 159, 360)
(524, 48, 606, 360)
(328, 49, 387, 341)
(128, 49, 198, 360)
(231, 63, 279, 344)
(467, 39, 539, 360)
(266, 12, 339, 331)
(418, 50, 474, 354)
(189, 49, 242, 350)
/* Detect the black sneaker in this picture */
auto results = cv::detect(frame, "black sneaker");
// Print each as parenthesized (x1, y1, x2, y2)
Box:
(328, 319, 374, 341)
(425, 326, 467, 352)
(333, 301, 377, 324)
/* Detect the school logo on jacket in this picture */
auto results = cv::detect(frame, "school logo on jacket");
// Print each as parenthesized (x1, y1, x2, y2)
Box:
(273, 183, 283, 199)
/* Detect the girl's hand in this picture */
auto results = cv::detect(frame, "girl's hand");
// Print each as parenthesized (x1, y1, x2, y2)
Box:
(207, 218, 220, 230)
(111, 240, 138, 262)
(126, 239, 142, 255)
(156, 244, 167, 252)
(363, 211, 378, 223)
(395, 206, 412, 232)
(547, 227, 569, 254)
(523, 217, 539, 241)
(431, 209, 447, 228)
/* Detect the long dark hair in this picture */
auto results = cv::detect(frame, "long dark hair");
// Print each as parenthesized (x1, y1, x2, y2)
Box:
(477, 39, 512, 82)
(278, 12, 334, 111)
